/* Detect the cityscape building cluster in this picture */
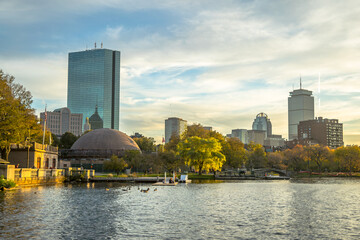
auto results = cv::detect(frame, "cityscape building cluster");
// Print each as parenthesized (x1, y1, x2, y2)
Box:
(165, 81, 343, 150)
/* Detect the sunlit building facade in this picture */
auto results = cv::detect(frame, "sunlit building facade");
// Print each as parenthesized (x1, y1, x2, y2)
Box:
(288, 88, 314, 140)
(165, 117, 187, 143)
(40, 107, 83, 136)
(67, 48, 120, 130)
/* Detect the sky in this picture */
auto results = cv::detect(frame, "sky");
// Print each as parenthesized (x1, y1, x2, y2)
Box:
(1, 0, 360, 145)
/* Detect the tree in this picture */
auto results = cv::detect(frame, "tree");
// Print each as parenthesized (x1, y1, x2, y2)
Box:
(60, 132, 78, 149)
(103, 155, 128, 175)
(133, 136, 156, 153)
(177, 136, 226, 175)
(247, 142, 267, 169)
(267, 152, 286, 170)
(51, 133, 60, 147)
(164, 134, 181, 152)
(222, 137, 247, 169)
(158, 151, 182, 172)
(186, 124, 210, 138)
(335, 145, 360, 174)
(283, 145, 307, 171)
(305, 145, 331, 172)
(0, 70, 38, 160)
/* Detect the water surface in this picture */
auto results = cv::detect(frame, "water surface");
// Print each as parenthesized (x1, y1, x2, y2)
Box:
(1, 178, 360, 239)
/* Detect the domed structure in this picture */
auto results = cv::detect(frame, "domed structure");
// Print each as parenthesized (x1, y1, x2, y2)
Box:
(71, 128, 140, 151)
(63, 129, 140, 171)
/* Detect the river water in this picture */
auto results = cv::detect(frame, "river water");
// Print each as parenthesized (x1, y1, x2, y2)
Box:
(1, 178, 360, 239)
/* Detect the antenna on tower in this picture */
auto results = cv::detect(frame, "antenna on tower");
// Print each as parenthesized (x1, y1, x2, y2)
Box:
(318, 72, 321, 115)
(300, 74, 302, 89)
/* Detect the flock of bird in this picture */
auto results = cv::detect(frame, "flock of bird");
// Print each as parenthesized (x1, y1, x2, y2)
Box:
(105, 186, 157, 193)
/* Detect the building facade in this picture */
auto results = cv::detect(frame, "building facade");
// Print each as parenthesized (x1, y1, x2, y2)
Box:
(40, 107, 83, 136)
(67, 47, 120, 130)
(247, 130, 266, 145)
(8, 142, 58, 169)
(165, 117, 187, 143)
(298, 117, 343, 149)
(252, 113, 272, 138)
(288, 88, 314, 140)
(231, 129, 248, 144)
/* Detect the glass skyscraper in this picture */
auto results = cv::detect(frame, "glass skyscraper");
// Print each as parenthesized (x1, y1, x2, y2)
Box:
(67, 48, 120, 130)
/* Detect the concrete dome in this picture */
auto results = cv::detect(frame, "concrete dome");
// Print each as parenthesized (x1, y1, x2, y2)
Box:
(71, 128, 140, 151)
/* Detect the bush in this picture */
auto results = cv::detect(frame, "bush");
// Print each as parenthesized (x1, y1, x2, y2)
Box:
(0, 175, 16, 189)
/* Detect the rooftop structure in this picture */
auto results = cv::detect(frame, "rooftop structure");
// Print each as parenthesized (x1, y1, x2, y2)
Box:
(252, 112, 272, 138)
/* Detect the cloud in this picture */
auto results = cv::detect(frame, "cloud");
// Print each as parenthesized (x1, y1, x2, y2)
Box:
(1, 0, 360, 145)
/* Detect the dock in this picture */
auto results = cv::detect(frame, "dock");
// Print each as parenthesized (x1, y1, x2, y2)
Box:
(90, 177, 168, 183)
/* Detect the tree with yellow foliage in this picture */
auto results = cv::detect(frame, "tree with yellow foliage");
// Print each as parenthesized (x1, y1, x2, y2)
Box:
(177, 136, 225, 175)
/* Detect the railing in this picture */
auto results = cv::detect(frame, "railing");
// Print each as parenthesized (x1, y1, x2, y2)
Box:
(14, 168, 65, 180)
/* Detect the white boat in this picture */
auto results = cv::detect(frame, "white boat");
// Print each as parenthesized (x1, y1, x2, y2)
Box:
(178, 175, 192, 183)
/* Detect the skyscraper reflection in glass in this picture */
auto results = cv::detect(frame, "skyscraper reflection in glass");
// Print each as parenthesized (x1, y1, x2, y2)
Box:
(67, 48, 120, 130)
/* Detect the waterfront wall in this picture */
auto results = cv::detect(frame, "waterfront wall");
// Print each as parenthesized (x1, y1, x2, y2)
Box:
(0, 165, 95, 185)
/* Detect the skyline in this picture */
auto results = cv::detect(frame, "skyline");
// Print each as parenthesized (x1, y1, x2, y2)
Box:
(1, 1, 360, 144)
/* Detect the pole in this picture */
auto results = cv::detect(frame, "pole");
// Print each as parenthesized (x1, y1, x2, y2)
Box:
(27, 129, 30, 168)
(42, 105, 47, 150)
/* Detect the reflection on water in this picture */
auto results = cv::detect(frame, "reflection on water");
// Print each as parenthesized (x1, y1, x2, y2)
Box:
(1, 179, 360, 239)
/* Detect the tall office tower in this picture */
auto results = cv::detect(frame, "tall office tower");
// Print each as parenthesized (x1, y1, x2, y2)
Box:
(231, 129, 248, 144)
(165, 117, 187, 143)
(40, 107, 83, 136)
(298, 117, 343, 149)
(252, 113, 272, 138)
(67, 47, 120, 130)
(288, 86, 314, 140)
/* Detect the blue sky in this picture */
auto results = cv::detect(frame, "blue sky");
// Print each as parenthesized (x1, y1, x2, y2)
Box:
(1, 0, 360, 144)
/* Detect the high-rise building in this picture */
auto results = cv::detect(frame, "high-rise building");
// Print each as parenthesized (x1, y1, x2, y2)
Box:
(298, 117, 343, 149)
(231, 129, 248, 144)
(288, 86, 314, 140)
(67, 47, 120, 130)
(252, 113, 272, 138)
(40, 107, 83, 136)
(165, 117, 187, 143)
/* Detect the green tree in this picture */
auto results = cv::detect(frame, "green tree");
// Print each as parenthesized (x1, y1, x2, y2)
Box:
(222, 137, 247, 169)
(0, 70, 38, 160)
(186, 124, 210, 138)
(177, 136, 226, 175)
(335, 145, 360, 174)
(305, 145, 331, 172)
(103, 155, 128, 175)
(133, 136, 155, 153)
(247, 142, 267, 169)
(60, 132, 78, 149)
(158, 151, 182, 172)
(164, 134, 181, 152)
(51, 133, 60, 147)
